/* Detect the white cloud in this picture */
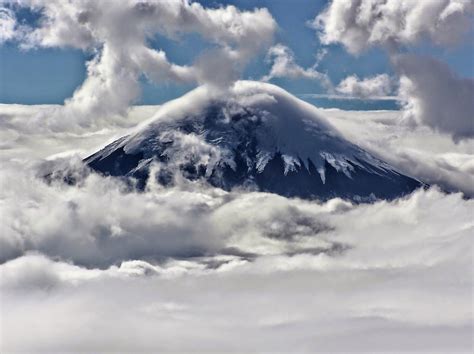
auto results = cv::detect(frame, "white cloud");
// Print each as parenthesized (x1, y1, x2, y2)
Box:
(0, 161, 225, 267)
(0, 154, 347, 267)
(314, 0, 474, 55)
(395, 54, 474, 141)
(0, 7, 17, 43)
(314, 0, 474, 142)
(0, 188, 472, 352)
(1, 1, 473, 347)
(6, 0, 276, 130)
(262, 44, 332, 88)
(0, 101, 473, 351)
(336, 73, 393, 99)
(0, 103, 157, 161)
(320, 108, 474, 196)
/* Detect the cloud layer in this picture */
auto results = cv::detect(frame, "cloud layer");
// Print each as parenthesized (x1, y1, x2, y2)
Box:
(1, 187, 472, 352)
(1, 101, 473, 351)
(1, 1, 473, 351)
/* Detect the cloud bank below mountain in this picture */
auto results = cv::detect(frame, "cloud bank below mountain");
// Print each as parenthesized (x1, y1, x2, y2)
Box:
(0, 102, 472, 352)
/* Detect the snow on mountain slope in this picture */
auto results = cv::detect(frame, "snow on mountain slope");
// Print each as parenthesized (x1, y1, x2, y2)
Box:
(85, 81, 423, 201)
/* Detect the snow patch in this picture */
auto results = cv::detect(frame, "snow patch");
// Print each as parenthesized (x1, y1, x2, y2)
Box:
(282, 154, 301, 175)
(256, 151, 273, 173)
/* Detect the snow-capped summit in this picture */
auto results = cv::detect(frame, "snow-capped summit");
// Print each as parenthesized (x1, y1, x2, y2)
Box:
(85, 81, 422, 201)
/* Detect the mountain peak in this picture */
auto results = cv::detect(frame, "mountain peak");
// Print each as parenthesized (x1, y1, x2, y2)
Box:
(85, 81, 423, 201)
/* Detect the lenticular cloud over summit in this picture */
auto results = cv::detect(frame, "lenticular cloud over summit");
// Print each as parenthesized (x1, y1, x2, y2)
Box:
(0, 0, 473, 353)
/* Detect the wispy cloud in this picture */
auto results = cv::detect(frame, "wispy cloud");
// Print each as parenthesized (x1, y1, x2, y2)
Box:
(299, 93, 399, 101)
(262, 44, 332, 89)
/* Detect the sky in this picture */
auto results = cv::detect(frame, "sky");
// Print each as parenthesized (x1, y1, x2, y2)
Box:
(1, 0, 473, 109)
(0, 1, 473, 352)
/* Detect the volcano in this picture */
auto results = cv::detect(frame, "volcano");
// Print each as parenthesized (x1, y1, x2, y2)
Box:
(85, 81, 422, 201)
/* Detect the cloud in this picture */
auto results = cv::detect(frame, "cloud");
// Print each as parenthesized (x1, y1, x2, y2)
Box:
(262, 44, 332, 88)
(5, 0, 276, 130)
(314, 0, 474, 142)
(0, 155, 347, 267)
(335, 73, 393, 99)
(0, 7, 17, 43)
(0, 103, 157, 162)
(0, 161, 224, 267)
(321, 108, 474, 196)
(395, 54, 474, 141)
(1, 2, 472, 350)
(1, 101, 473, 351)
(1, 189, 472, 352)
(314, 0, 474, 55)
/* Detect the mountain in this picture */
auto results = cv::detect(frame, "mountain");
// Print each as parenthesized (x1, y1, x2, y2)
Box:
(85, 81, 423, 201)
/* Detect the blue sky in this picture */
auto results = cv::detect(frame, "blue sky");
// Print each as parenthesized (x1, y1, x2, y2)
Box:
(1, 0, 473, 109)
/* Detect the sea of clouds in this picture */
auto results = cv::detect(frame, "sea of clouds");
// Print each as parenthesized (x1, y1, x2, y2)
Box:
(1, 103, 472, 352)
(1, 0, 473, 351)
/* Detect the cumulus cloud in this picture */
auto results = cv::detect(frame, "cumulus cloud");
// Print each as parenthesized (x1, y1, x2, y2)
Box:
(395, 54, 474, 141)
(335, 73, 393, 99)
(262, 44, 332, 88)
(314, 0, 474, 55)
(314, 0, 474, 142)
(4, 0, 276, 130)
